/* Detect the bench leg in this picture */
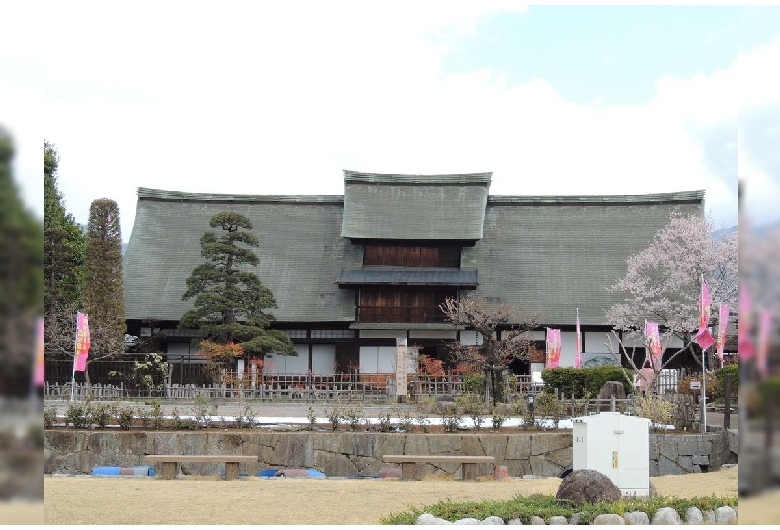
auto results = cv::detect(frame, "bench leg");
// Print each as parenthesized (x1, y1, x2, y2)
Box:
(400, 462, 416, 481)
(225, 462, 240, 481)
(161, 462, 177, 480)
(462, 463, 477, 481)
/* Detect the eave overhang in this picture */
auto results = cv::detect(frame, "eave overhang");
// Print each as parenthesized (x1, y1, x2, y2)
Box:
(335, 267, 478, 288)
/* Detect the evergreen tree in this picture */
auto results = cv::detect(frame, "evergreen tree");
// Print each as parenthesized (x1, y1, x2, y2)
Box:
(44, 141, 84, 312)
(0, 127, 43, 395)
(43, 141, 86, 362)
(81, 199, 127, 385)
(180, 212, 295, 367)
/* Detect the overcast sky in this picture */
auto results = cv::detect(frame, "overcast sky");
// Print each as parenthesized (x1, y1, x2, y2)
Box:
(3, 3, 779, 240)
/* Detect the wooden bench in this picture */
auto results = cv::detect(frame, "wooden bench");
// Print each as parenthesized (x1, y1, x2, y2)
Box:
(383, 455, 495, 481)
(144, 455, 258, 480)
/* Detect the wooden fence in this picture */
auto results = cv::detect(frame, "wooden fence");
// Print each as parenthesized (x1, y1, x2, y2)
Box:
(43, 368, 687, 406)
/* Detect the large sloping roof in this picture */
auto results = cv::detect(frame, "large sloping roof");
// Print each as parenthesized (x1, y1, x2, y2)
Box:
(123, 188, 360, 323)
(123, 185, 704, 327)
(464, 191, 705, 326)
(341, 170, 491, 241)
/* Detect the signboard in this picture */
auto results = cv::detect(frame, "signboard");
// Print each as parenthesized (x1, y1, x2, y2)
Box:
(690, 381, 701, 390)
(396, 338, 408, 397)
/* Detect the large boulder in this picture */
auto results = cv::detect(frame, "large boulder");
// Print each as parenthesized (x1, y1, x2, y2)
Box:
(597, 381, 626, 401)
(555, 469, 622, 504)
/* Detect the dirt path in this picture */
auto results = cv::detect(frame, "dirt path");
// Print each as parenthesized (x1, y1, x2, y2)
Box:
(44, 466, 738, 525)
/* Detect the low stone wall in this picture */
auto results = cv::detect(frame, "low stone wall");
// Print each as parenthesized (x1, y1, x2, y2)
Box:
(44, 430, 736, 479)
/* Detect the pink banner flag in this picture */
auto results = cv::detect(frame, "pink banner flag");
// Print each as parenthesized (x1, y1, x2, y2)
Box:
(575, 310, 582, 368)
(716, 304, 730, 367)
(35, 317, 44, 386)
(695, 276, 715, 350)
(646, 321, 663, 370)
(738, 285, 755, 361)
(756, 310, 773, 378)
(546, 328, 561, 368)
(74, 312, 91, 372)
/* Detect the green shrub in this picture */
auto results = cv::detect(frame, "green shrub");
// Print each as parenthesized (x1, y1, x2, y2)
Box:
(305, 406, 317, 431)
(325, 407, 344, 430)
(116, 407, 135, 431)
(712, 364, 738, 401)
(44, 405, 57, 429)
(380, 493, 738, 525)
(66, 402, 90, 429)
(435, 402, 462, 432)
(456, 393, 485, 430)
(533, 392, 564, 429)
(634, 395, 673, 432)
(542, 366, 633, 398)
(462, 373, 486, 395)
(344, 406, 366, 431)
(149, 399, 165, 430)
(89, 402, 116, 429)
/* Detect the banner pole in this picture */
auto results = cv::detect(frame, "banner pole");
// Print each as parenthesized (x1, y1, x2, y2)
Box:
(71, 312, 78, 402)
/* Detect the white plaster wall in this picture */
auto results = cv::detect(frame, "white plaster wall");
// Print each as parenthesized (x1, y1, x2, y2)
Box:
(311, 344, 336, 375)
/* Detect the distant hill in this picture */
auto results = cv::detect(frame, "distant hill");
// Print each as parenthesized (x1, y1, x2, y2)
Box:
(712, 225, 737, 241)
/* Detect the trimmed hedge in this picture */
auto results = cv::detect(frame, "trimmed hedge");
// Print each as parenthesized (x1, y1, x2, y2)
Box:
(541, 367, 634, 399)
(711, 364, 738, 401)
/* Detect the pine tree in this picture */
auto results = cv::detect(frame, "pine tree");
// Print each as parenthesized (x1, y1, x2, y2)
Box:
(180, 212, 295, 369)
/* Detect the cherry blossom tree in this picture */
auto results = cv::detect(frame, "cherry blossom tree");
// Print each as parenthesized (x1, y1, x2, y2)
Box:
(606, 213, 738, 369)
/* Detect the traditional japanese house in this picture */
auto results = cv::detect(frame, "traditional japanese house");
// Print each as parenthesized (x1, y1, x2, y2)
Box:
(119, 171, 706, 384)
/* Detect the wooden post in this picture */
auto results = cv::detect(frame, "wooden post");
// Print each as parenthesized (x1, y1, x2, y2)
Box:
(723, 374, 731, 430)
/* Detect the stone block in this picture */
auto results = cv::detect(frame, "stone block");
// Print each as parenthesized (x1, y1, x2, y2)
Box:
(651, 507, 681, 525)
(592, 514, 624, 525)
(623, 511, 649, 525)
(685, 506, 704, 524)
(714, 506, 737, 525)
(530, 455, 564, 477)
(404, 435, 431, 456)
(529, 516, 546, 525)
(677, 455, 695, 472)
(657, 439, 678, 462)
(479, 435, 509, 462)
(506, 435, 531, 460)
(460, 436, 485, 456)
(351, 433, 380, 457)
(649, 460, 659, 477)
(531, 433, 571, 456)
(547, 515, 568, 524)
(648, 442, 659, 460)
(545, 447, 572, 469)
(657, 455, 685, 475)
(506, 518, 523, 525)
(691, 454, 710, 466)
(482, 516, 505, 525)
(427, 434, 463, 455)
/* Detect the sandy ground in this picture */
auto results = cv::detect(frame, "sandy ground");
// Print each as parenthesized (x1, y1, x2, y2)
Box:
(41, 466, 740, 526)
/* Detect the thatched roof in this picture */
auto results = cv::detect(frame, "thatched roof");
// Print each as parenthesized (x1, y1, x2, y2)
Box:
(123, 179, 704, 327)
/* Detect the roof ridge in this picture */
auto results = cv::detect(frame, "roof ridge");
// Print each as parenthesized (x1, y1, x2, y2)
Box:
(343, 170, 492, 185)
(137, 188, 344, 203)
(488, 190, 705, 204)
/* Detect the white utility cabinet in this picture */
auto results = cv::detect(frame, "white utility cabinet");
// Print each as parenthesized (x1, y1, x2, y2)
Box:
(572, 412, 651, 496)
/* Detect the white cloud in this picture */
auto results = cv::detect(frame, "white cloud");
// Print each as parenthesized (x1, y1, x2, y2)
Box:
(11, 3, 774, 239)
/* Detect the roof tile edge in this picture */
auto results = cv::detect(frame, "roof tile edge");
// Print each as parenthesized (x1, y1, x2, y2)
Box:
(137, 187, 344, 203)
(488, 190, 704, 204)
